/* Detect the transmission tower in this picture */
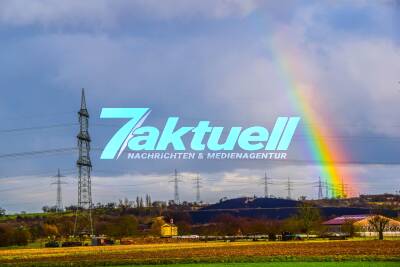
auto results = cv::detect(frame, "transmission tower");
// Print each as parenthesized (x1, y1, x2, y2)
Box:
(340, 178, 348, 199)
(325, 181, 329, 199)
(286, 177, 292, 199)
(331, 187, 336, 199)
(74, 89, 94, 236)
(193, 174, 201, 203)
(262, 171, 271, 198)
(169, 169, 182, 204)
(174, 169, 179, 203)
(318, 176, 323, 199)
(51, 168, 67, 212)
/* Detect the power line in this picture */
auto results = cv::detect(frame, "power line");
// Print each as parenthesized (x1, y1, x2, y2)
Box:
(92, 180, 164, 188)
(0, 184, 48, 193)
(0, 110, 76, 122)
(0, 147, 76, 160)
(88, 148, 400, 165)
(293, 135, 400, 141)
(258, 159, 400, 165)
(91, 120, 400, 141)
(0, 168, 75, 180)
(0, 123, 77, 134)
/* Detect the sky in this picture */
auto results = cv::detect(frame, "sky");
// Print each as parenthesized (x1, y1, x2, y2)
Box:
(0, 0, 400, 213)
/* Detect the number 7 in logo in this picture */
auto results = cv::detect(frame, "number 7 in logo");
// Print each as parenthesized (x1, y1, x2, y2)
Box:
(100, 108, 151, 159)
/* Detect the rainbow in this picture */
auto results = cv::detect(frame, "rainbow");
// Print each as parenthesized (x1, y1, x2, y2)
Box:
(268, 37, 356, 198)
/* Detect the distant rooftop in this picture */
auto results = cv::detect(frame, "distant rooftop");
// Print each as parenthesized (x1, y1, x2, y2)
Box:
(323, 214, 370, 225)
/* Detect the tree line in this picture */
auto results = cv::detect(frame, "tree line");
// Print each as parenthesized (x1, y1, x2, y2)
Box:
(0, 201, 395, 247)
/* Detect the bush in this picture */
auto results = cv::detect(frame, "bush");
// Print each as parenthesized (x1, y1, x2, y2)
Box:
(0, 224, 14, 246)
(43, 223, 59, 237)
(95, 215, 139, 238)
(12, 227, 31, 246)
(0, 224, 31, 247)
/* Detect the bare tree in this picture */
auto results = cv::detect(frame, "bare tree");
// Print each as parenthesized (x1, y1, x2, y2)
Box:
(368, 215, 390, 240)
(297, 203, 321, 238)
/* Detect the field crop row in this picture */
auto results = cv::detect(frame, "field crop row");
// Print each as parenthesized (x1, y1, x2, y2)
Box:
(0, 240, 399, 266)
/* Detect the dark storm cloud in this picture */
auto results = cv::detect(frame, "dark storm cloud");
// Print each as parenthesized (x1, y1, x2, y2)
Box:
(0, 1, 399, 212)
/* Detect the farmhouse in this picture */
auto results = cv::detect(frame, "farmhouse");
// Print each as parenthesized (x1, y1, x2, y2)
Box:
(323, 214, 400, 237)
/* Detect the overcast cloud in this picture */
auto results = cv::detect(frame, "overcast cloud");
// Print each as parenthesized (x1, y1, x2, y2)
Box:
(0, 1, 399, 212)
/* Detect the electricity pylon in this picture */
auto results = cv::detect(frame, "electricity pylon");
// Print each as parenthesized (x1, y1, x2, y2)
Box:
(51, 168, 67, 212)
(318, 176, 323, 199)
(193, 174, 201, 203)
(169, 169, 183, 204)
(286, 177, 292, 199)
(262, 171, 271, 198)
(340, 178, 348, 199)
(73, 89, 94, 236)
(325, 181, 330, 199)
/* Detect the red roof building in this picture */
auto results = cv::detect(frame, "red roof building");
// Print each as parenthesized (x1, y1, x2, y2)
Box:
(322, 214, 400, 237)
(323, 215, 369, 226)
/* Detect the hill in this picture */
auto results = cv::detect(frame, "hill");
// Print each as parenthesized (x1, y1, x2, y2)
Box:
(201, 197, 299, 210)
(189, 197, 397, 223)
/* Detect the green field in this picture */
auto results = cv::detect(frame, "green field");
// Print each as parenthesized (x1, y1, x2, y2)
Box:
(117, 263, 399, 267)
